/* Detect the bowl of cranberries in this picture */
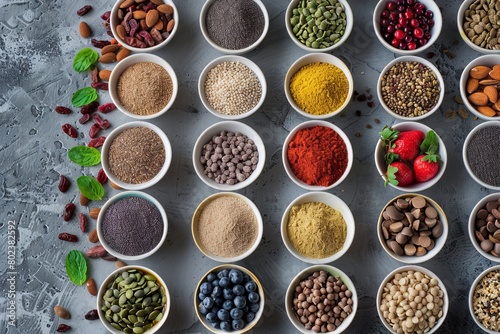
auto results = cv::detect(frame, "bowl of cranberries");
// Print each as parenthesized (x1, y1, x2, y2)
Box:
(373, 0, 442, 54)
(374, 122, 447, 192)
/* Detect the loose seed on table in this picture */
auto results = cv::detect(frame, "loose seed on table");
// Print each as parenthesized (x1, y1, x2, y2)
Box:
(63, 203, 76, 222)
(54, 305, 71, 319)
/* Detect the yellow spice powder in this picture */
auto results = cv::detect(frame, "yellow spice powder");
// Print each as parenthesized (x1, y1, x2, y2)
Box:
(287, 201, 347, 258)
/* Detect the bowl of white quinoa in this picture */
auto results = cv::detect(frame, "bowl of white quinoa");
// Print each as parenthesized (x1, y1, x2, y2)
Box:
(198, 55, 267, 120)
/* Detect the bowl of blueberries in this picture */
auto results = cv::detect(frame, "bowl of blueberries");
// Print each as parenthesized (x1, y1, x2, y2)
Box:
(194, 264, 265, 333)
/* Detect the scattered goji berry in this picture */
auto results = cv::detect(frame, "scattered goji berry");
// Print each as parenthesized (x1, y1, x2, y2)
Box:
(78, 213, 87, 233)
(90, 38, 110, 49)
(58, 233, 78, 242)
(56, 324, 72, 332)
(90, 66, 99, 84)
(77, 5, 92, 16)
(90, 82, 108, 91)
(58, 175, 70, 192)
(100, 11, 111, 21)
(55, 106, 71, 114)
(96, 168, 108, 185)
(80, 101, 99, 114)
(62, 124, 78, 138)
(85, 309, 99, 320)
(98, 103, 116, 113)
(63, 203, 76, 222)
(79, 114, 91, 124)
(88, 136, 105, 148)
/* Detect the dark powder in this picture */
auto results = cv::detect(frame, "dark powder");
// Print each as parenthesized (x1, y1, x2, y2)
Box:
(205, 0, 264, 50)
(466, 126, 500, 186)
(101, 196, 164, 256)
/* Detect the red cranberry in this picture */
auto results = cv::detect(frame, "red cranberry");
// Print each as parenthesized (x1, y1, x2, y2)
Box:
(404, 10, 414, 19)
(386, 1, 396, 10)
(391, 38, 400, 47)
(427, 19, 434, 27)
(404, 35, 413, 43)
(420, 23, 429, 31)
(397, 5, 405, 12)
(406, 0, 414, 4)
(424, 32, 431, 39)
(394, 29, 406, 40)
(396, 0, 405, 6)
(415, 7, 424, 15)
(389, 11, 399, 21)
(387, 24, 396, 33)
(410, 18, 419, 27)
(425, 10, 433, 19)
(404, 26, 412, 33)
(415, 3, 425, 10)
(399, 41, 407, 49)
(381, 10, 390, 18)
(383, 32, 391, 39)
(419, 38, 428, 46)
(407, 41, 417, 50)
(413, 27, 424, 39)
(381, 18, 390, 27)
(398, 17, 408, 27)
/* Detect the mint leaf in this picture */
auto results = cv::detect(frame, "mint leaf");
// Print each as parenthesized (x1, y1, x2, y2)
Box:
(65, 250, 87, 285)
(420, 130, 439, 155)
(73, 48, 99, 72)
(72, 87, 98, 107)
(77, 176, 104, 201)
(68, 146, 101, 166)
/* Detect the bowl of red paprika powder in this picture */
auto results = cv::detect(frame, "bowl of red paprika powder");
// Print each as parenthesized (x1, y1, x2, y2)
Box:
(282, 120, 353, 191)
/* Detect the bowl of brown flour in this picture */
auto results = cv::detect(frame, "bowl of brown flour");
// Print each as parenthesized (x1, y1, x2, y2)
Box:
(192, 192, 263, 262)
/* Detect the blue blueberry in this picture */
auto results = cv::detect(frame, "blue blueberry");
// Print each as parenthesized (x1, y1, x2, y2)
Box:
(230, 308, 243, 320)
(222, 300, 234, 311)
(218, 269, 229, 279)
(214, 297, 224, 307)
(198, 303, 209, 315)
(212, 279, 220, 287)
(211, 306, 220, 314)
(206, 312, 217, 323)
(245, 280, 257, 292)
(245, 312, 255, 323)
(248, 292, 260, 303)
(211, 285, 222, 297)
(242, 305, 249, 314)
(199, 292, 207, 301)
(209, 321, 220, 329)
(207, 273, 217, 282)
(202, 296, 214, 309)
(234, 295, 247, 309)
(232, 319, 245, 330)
(223, 288, 234, 300)
(219, 277, 230, 288)
(249, 303, 260, 313)
(243, 274, 250, 282)
(233, 284, 245, 296)
(200, 282, 213, 295)
(220, 321, 231, 331)
(229, 269, 244, 284)
(217, 308, 230, 321)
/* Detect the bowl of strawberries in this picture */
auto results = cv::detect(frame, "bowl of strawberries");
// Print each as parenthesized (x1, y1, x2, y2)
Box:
(374, 122, 447, 192)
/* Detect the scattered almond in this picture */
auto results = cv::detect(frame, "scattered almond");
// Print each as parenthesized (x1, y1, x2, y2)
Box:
(116, 48, 130, 62)
(484, 85, 498, 103)
(468, 92, 489, 106)
(115, 260, 127, 268)
(157, 4, 174, 15)
(89, 208, 101, 219)
(466, 78, 479, 94)
(86, 277, 98, 296)
(98, 69, 111, 81)
(88, 229, 99, 243)
(490, 65, 500, 80)
(98, 53, 116, 64)
(470, 65, 492, 79)
(146, 9, 160, 28)
(110, 181, 123, 190)
(86, 245, 108, 258)
(116, 24, 127, 40)
(80, 192, 89, 206)
(54, 305, 71, 319)
(101, 44, 121, 55)
(477, 105, 497, 117)
(79, 21, 91, 38)
(133, 10, 147, 20)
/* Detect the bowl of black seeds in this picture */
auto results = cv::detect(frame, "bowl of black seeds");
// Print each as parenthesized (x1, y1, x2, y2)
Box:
(97, 191, 168, 261)
(463, 121, 500, 190)
(199, 0, 269, 54)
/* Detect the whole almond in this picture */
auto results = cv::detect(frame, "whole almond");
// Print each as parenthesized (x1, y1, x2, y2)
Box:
(80, 193, 89, 206)
(157, 4, 174, 15)
(54, 305, 71, 319)
(101, 44, 120, 55)
(494, 99, 500, 111)
(146, 9, 160, 28)
(139, 19, 148, 31)
(116, 48, 130, 62)
(86, 277, 98, 296)
(476, 105, 496, 117)
(484, 85, 498, 103)
(115, 24, 127, 40)
(479, 79, 500, 85)
(119, 0, 135, 9)
(89, 208, 101, 219)
(110, 181, 123, 190)
(466, 77, 479, 94)
(154, 19, 164, 31)
(167, 19, 175, 32)
(489, 65, 500, 80)
(86, 245, 108, 258)
(468, 92, 489, 106)
(98, 69, 112, 81)
(98, 53, 116, 64)
(133, 10, 147, 20)
(79, 21, 91, 38)
(150, 0, 163, 5)
(88, 229, 99, 243)
(115, 260, 127, 268)
(470, 66, 492, 79)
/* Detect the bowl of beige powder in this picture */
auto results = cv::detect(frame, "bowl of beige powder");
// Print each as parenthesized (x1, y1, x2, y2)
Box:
(109, 53, 178, 119)
(192, 192, 263, 262)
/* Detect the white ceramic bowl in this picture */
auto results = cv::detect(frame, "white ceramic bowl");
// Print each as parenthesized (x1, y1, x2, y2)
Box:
(284, 53, 353, 119)
(199, 0, 269, 55)
(102, 121, 172, 190)
(468, 193, 500, 263)
(282, 120, 353, 190)
(97, 191, 168, 261)
(377, 56, 444, 121)
(109, 53, 178, 120)
(198, 55, 267, 119)
(460, 55, 500, 120)
(192, 192, 263, 262)
(192, 121, 265, 191)
(285, 265, 358, 333)
(97, 265, 170, 333)
(285, 0, 353, 52)
(469, 265, 500, 333)
(373, 0, 442, 55)
(458, 0, 500, 54)
(463, 121, 500, 190)
(110, 0, 178, 53)
(194, 264, 265, 333)
(377, 193, 448, 264)
(377, 265, 448, 333)
(281, 192, 355, 264)
(374, 122, 447, 192)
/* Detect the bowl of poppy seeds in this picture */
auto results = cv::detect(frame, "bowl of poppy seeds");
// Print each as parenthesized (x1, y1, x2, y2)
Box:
(282, 120, 353, 191)
(463, 121, 500, 190)
(97, 191, 168, 261)
(199, 0, 269, 54)
(102, 121, 172, 190)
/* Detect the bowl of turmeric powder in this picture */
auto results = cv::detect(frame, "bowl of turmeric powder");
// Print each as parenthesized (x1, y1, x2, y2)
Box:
(281, 191, 355, 264)
(284, 53, 354, 119)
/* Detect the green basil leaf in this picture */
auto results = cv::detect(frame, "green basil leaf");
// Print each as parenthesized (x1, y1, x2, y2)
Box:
(68, 146, 101, 166)
(77, 175, 104, 201)
(72, 87, 98, 107)
(65, 250, 87, 286)
(73, 48, 99, 72)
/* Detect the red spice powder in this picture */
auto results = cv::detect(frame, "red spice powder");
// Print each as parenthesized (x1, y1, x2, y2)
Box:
(287, 125, 348, 186)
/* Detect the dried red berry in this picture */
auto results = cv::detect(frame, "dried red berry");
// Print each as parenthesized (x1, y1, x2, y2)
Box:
(58, 175, 70, 192)
(96, 168, 108, 184)
(63, 203, 76, 222)
(90, 66, 99, 84)
(77, 5, 92, 16)
(58, 232, 78, 242)
(90, 82, 108, 91)
(55, 106, 71, 114)
(90, 38, 111, 49)
(62, 124, 78, 138)
(80, 101, 99, 114)
(56, 324, 72, 332)
(78, 213, 87, 233)
(101, 11, 111, 21)
(89, 124, 101, 138)
(93, 114, 111, 129)
(79, 114, 91, 124)
(98, 103, 116, 113)
(88, 136, 106, 148)
(84, 309, 99, 320)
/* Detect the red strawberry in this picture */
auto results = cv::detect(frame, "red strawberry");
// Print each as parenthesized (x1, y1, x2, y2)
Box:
(380, 127, 425, 163)
(386, 161, 415, 187)
(413, 154, 440, 182)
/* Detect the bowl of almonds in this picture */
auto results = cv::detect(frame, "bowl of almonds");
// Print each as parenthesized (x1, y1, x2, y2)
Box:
(110, 0, 178, 52)
(461, 55, 500, 120)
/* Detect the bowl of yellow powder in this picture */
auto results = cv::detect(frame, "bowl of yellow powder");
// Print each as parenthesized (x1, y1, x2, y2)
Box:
(284, 53, 353, 119)
(281, 191, 355, 264)
(192, 192, 263, 263)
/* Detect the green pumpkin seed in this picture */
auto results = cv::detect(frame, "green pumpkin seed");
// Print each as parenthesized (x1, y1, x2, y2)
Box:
(154, 305, 163, 311)
(128, 314, 138, 323)
(126, 282, 138, 289)
(148, 310, 160, 321)
(105, 289, 113, 298)
(122, 317, 131, 325)
(110, 305, 121, 313)
(126, 289, 134, 299)
(134, 322, 145, 327)
(137, 316, 145, 323)
(143, 323, 153, 331)
(119, 321, 127, 328)
(123, 328, 133, 334)
(112, 313, 120, 322)
(144, 275, 156, 282)
(135, 297, 144, 303)
(122, 271, 130, 279)
(155, 312, 163, 321)
(136, 310, 147, 317)
(120, 309, 130, 319)
(111, 322, 121, 330)
(124, 277, 135, 284)
(132, 327, 144, 334)
(151, 293, 160, 303)
(119, 294, 128, 306)
(142, 297, 152, 308)
(105, 315, 113, 323)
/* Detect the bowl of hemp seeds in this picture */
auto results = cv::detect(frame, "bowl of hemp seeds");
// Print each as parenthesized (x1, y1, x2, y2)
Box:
(101, 121, 172, 190)
(458, 0, 500, 54)
(109, 53, 178, 119)
(97, 265, 170, 333)
(377, 55, 444, 121)
(468, 192, 500, 263)
(198, 55, 267, 120)
(469, 265, 500, 333)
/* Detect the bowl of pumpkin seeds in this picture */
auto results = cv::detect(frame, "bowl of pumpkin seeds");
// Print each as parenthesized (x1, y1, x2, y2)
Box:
(97, 265, 170, 333)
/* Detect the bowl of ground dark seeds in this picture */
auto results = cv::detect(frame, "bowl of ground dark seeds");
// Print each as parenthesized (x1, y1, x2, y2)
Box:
(102, 121, 172, 190)
(377, 55, 444, 121)
(97, 191, 168, 261)
(109, 53, 178, 119)
(463, 121, 500, 190)
(199, 0, 269, 54)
